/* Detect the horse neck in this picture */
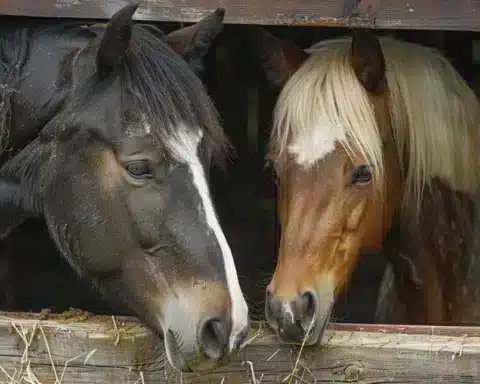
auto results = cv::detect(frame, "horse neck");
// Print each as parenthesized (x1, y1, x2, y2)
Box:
(452, 187, 480, 323)
(383, 177, 478, 325)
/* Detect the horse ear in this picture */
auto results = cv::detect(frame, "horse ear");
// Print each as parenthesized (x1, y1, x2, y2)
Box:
(247, 26, 308, 89)
(164, 8, 225, 69)
(350, 28, 386, 95)
(96, 3, 139, 78)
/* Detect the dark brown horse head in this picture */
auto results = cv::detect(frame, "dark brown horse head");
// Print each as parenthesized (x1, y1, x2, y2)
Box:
(0, 4, 249, 372)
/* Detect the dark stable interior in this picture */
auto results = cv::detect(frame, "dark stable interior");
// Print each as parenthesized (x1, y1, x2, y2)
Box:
(0, 22, 477, 325)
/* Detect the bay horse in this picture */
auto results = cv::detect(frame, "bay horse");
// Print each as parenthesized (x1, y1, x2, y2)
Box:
(247, 27, 480, 345)
(0, 3, 249, 372)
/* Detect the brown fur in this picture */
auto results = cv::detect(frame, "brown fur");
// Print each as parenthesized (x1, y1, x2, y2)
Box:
(250, 26, 480, 345)
(380, 178, 478, 324)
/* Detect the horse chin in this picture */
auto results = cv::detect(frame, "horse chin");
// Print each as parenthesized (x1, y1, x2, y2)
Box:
(163, 330, 193, 373)
(302, 285, 335, 346)
(163, 329, 230, 373)
(304, 308, 332, 346)
(276, 302, 333, 347)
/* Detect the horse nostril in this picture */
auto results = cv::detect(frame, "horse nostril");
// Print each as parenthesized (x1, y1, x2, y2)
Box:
(299, 290, 318, 328)
(197, 313, 230, 361)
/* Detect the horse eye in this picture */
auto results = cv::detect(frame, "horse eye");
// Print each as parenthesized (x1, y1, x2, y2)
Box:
(124, 160, 151, 179)
(350, 164, 372, 185)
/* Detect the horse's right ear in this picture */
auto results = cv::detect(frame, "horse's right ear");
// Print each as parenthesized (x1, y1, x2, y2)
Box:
(246, 26, 308, 89)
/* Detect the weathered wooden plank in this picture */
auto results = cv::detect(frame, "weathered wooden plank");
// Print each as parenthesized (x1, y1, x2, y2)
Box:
(1, 312, 480, 383)
(0, 0, 480, 31)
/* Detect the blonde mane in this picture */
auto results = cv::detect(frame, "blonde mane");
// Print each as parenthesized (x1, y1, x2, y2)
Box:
(270, 35, 480, 214)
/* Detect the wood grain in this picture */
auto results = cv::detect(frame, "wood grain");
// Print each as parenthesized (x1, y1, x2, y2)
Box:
(1, 312, 480, 383)
(0, 0, 479, 31)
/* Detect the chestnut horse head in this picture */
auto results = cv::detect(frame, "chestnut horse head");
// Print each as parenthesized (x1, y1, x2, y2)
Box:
(248, 27, 480, 345)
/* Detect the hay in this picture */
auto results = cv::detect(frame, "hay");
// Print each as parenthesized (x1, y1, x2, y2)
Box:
(112, 315, 121, 346)
(0, 317, 98, 384)
(0, 318, 41, 384)
(241, 323, 268, 384)
(240, 322, 265, 351)
(266, 349, 280, 361)
(282, 318, 316, 384)
(132, 372, 145, 384)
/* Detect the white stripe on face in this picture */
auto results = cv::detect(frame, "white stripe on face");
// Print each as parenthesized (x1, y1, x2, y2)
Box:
(288, 119, 345, 167)
(167, 126, 249, 351)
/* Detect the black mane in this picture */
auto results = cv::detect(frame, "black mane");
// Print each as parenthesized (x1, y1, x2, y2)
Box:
(0, 20, 229, 165)
(0, 25, 30, 154)
(122, 24, 229, 164)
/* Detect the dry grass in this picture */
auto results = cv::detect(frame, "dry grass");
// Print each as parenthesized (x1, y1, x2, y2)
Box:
(2, 315, 474, 383)
(240, 323, 268, 384)
(111, 315, 121, 346)
(0, 315, 143, 384)
(239, 320, 319, 384)
(132, 372, 145, 384)
(285, 318, 316, 384)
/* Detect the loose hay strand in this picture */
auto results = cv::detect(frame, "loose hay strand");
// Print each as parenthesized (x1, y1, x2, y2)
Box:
(244, 360, 258, 384)
(0, 320, 40, 384)
(286, 318, 316, 384)
(39, 325, 60, 383)
(0, 366, 14, 382)
(266, 349, 280, 361)
(132, 371, 145, 384)
(240, 322, 264, 351)
(0, 319, 97, 384)
(112, 315, 121, 346)
(83, 349, 98, 365)
(58, 349, 98, 384)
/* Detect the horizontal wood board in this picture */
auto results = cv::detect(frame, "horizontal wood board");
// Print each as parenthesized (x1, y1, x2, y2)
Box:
(0, 312, 480, 383)
(0, 0, 480, 31)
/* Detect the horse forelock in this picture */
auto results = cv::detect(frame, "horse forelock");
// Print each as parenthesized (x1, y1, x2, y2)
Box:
(269, 35, 480, 218)
(269, 37, 384, 188)
(59, 22, 229, 169)
(121, 24, 230, 167)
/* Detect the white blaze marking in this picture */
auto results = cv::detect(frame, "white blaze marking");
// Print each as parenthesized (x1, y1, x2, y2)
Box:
(167, 125, 249, 351)
(282, 303, 295, 323)
(287, 119, 345, 166)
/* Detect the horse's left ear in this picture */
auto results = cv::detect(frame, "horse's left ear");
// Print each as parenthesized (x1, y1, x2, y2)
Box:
(164, 8, 225, 71)
(350, 29, 386, 95)
(246, 26, 309, 90)
(96, 2, 139, 78)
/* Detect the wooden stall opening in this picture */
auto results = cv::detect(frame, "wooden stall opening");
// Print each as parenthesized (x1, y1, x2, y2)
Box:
(1, 1, 480, 383)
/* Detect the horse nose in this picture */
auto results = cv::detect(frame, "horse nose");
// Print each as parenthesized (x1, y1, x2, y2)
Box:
(265, 288, 318, 344)
(197, 311, 232, 360)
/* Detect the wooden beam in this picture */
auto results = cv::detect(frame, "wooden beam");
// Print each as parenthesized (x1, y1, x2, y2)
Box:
(1, 311, 480, 383)
(1, 0, 480, 31)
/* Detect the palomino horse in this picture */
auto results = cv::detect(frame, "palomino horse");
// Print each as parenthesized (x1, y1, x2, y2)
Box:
(0, 4, 249, 372)
(247, 27, 480, 345)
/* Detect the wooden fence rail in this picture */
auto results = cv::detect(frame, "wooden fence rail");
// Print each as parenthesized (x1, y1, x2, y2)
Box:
(1, 0, 480, 31)
(1, 311, 480, 383)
